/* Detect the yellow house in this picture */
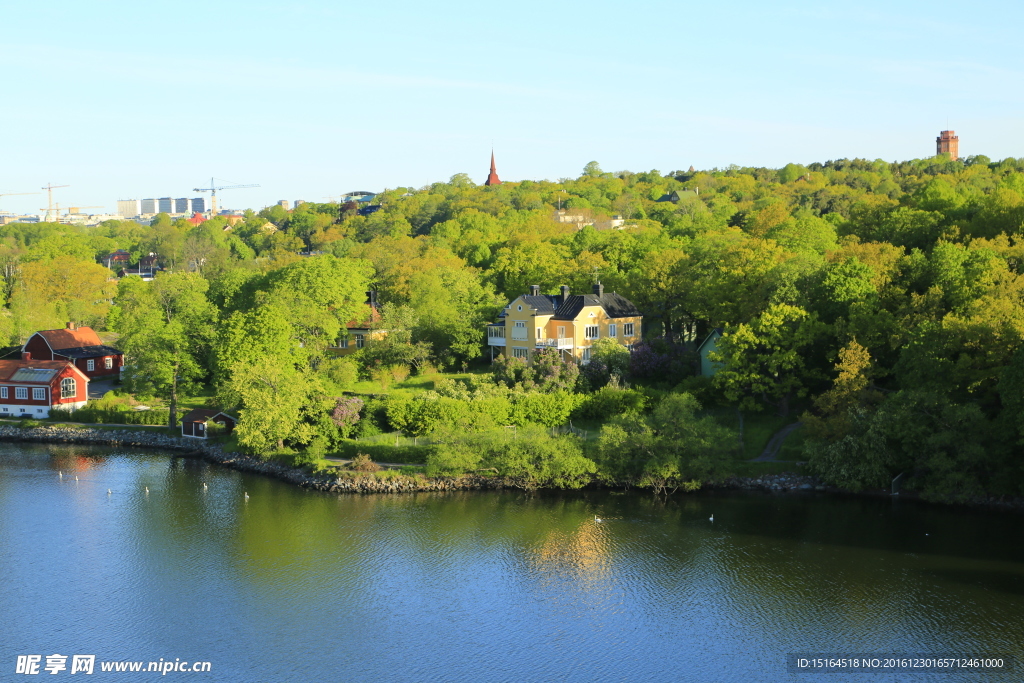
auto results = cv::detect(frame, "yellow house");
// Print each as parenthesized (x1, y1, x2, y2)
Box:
(487, 283, 642, 363)
(330, 291, 388, 356)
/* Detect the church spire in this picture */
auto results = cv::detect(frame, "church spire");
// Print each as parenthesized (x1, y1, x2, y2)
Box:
(485, 150, 501, 186)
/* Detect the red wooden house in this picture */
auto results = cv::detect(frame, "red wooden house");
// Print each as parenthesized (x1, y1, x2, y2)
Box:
(0, 356, 89, 418)
(23, 323, 124, 379)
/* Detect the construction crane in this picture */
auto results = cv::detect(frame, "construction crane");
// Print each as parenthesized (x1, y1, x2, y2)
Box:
(192, 177, 259, 216)
(41, 183, 70, 221)
(0, 191, 40, 214)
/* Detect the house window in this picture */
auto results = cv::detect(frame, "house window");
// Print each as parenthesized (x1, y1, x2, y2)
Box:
(585, 325, 599, 339)
(61, 378, 76, 399)
(32, 388, 45, 401)
(557, 326, 565, 339)
(105, 357, 113, 369)
(0, 387, 6, 399)
(15, 387, 27, 400)
(340, 337, 349, 349)
(609, 324, 617, 338)
(355, 334, 365, 349)
(488, 327, 505, 338)
(623, 323, 635, 337)
(582, 348, 592, 361)
(512, 320, 527, 340)
(536, 327, 543, 339)
(512, 347, 529, 359)
(87, 359, 95, 372)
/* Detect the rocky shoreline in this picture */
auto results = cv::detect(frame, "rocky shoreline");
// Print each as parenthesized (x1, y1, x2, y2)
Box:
(2, 424, 1023, 511)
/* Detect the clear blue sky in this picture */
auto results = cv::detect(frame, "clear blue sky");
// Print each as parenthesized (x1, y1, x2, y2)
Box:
(1, 0, 1021, 215)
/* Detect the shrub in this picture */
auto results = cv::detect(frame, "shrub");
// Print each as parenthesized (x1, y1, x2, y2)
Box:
(573, 387, 647, 420)
(350, 453, 382, 472)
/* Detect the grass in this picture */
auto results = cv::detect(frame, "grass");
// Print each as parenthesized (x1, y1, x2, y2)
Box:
(348, 368, 492, 398)
(706, 405, 806, 460)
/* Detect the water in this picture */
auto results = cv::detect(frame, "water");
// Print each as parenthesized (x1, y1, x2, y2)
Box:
(1, 442, 1022, 682)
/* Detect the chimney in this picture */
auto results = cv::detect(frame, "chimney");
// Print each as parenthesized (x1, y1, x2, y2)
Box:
(529, 284, 540, 296)
(592, 282, 604, 296)
(66, 321, 76, 330)
(560, 285, 570, 300)
(21, 351, 30, 361)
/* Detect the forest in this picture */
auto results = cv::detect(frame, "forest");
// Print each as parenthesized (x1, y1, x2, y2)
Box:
(2, 151, 1024, 500)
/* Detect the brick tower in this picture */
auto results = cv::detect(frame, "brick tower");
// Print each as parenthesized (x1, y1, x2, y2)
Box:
(936, 130, 959, 161)
(484, 150, 501, 186)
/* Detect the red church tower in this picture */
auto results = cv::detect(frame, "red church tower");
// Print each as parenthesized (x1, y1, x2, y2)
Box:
(485, 151, 501, 186)
(936, 130, 959, 161)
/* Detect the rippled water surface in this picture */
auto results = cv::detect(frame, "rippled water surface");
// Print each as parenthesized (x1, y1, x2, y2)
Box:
(1, 442, 1023, 682)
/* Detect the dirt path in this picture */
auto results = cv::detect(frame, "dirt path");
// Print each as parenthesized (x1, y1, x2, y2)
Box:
(751, 421, 802, 462)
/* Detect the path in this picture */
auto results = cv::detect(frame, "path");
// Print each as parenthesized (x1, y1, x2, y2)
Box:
(751, 421, 802, 462)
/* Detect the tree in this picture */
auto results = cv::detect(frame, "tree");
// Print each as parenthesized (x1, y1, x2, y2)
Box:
(112, 273, 218, 428)
(712, 303, 825, 415)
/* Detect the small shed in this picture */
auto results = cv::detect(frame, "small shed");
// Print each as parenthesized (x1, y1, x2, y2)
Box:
(181, 409, 237, 439)
(697, 328, 724, 377)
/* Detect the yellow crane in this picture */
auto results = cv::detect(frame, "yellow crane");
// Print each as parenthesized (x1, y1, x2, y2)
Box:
(192, 177, 259, 216)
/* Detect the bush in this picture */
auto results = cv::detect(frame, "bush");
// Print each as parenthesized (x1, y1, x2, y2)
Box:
(70, 406, 171, 425)
(573, 387, 647, 420)
(350, 453, 382, 472)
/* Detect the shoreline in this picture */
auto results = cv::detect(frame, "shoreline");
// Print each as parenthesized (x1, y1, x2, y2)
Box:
(3, 424, 1023, 512)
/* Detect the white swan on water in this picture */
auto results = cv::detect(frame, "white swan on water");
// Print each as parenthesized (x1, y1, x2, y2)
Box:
(594, 515, 602, 522)
(244, 492, 249, 500)
(709, 514, 714, 522)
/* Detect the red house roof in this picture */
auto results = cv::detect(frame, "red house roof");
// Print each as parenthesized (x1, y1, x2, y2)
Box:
(188, 212, 206, 226)
(0, 359, 88, 383)
(33, 325, 103, 351)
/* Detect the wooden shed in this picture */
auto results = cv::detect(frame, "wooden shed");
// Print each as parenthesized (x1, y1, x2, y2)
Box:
(180, 409, 237, 439)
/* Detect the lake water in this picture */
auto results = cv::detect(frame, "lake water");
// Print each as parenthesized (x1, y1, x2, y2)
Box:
(1, 442, 1022, 682)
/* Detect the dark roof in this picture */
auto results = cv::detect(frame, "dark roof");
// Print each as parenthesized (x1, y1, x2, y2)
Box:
(697, 328, 724, 353)
(181, 409, 237, 425)
(520, 295, 558, 313)
(553, 293, 640, 320)
(0, 345, 22, 359)
(53, 344, 122, 359)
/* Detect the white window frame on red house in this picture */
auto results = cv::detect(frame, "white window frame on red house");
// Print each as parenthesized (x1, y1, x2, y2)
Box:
(32, 388, 45, 401)
(61, 378, 76, 399)
(105, 357, 113, 370)
(15, 387, 27, 400)
(0, 387, 6, 399)
(87, 359, 95, 372)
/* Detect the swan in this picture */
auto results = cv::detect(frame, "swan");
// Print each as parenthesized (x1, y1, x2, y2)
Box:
(594, 515, 602, 522)
(107, 489, 112, 495)
(145, 486, 149, 493)
(244, 492, 249, 500)
(709, 514, 714, 522)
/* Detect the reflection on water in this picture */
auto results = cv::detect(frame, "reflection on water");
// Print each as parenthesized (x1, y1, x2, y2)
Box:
(0, 442, 1022, 682)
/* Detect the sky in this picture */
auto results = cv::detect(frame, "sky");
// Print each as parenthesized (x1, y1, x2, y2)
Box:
(1, 0, 1022, 215)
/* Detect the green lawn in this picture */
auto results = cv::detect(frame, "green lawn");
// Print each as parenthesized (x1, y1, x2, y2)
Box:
(348, 368, 492, 398)
(706, 406, 805, 460)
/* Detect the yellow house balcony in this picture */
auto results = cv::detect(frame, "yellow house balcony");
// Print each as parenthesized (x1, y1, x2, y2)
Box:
(536, 338, 574, 349)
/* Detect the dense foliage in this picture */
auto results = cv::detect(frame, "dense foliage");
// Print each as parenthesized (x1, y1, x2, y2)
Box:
(4, 151, 1024, 497)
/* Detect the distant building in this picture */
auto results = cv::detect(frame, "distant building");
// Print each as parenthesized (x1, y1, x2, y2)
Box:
(485, 151, 501, 186)
(116, 199, 140, 217)
(277, 200, 290, 210)
(157, 197, 173, 213)
(487, 283, 642, 364)
(190, 197, 205, 214)
(174, 198, 190, 213)
(294, 200, 305, 208)
(141, 198, 158, 214)
(937, 130, 959, 160)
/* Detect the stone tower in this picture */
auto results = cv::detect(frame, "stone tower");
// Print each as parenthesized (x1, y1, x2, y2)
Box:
(936, 130, 959, 161)
(485, 150, 501, 186)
